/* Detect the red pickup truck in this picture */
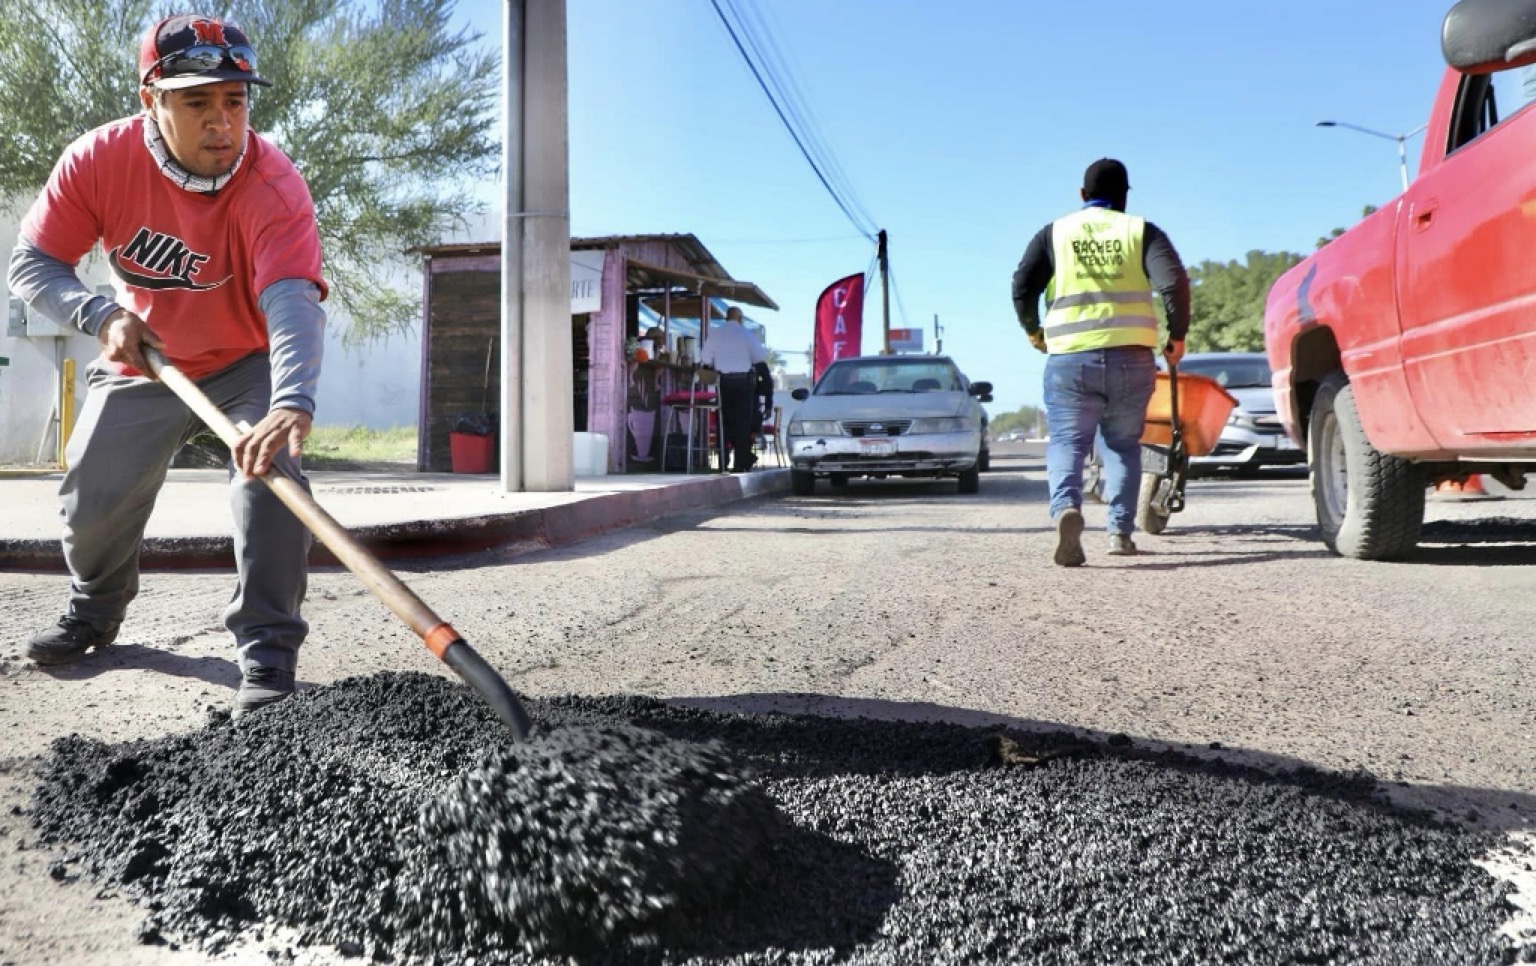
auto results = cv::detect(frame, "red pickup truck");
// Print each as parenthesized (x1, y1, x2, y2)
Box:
(1263, 0, 1536, 560)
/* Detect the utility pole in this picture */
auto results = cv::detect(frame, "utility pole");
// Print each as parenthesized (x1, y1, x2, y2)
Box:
(878, 228, 891, 354)
(501, 0, 573, 492)
(933, 313, 942, 354)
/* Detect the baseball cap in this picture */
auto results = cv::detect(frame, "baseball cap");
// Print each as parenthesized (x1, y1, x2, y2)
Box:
(1082, 158, 1131, 199)
(139, 14, 271, 90)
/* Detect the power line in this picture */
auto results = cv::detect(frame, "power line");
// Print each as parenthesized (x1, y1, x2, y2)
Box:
(709, 233, 869, 246)
(730, 0, 878, 233)
(707, 0, 878, 241)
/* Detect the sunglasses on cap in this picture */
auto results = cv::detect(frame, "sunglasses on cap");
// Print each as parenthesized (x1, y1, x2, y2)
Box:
(141, 42, 260, 87)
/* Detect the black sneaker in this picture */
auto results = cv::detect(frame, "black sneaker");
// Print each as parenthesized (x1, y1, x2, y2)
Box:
(233, 667, 296, 720)
(26, 617, 121, 666)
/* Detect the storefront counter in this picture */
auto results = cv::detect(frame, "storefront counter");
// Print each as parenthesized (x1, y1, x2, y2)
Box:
(624, 359, 716, 472)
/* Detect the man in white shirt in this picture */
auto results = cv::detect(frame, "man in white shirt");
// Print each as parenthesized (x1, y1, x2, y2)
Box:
(701, 306, 770, 472)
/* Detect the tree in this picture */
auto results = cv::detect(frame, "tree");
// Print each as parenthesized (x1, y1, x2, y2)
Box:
(1185, 250, 1304, 352)
(1316, 205, 1380, 249)
(987, 406, 1044, 437)
(0, 0, 498, 344)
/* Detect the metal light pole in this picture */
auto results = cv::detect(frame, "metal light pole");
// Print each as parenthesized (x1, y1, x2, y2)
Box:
(1315, 120, 1429, 192)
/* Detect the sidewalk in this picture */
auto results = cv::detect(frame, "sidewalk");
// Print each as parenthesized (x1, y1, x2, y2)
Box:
(0, 466, 790, 571)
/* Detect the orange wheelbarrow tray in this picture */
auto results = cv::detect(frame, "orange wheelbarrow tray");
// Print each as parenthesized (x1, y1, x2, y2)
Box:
(1141, 371, 1239, 458)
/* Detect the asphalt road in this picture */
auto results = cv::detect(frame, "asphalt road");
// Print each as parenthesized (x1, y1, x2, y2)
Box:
(4, 443, 1536, 963)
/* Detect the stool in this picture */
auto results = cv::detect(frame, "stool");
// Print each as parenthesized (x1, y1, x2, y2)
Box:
(661, 387, 720, 473)
(756, 405, 784, 468)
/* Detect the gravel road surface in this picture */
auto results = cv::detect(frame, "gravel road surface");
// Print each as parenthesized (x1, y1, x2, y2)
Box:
(4, 446, 1535, 964)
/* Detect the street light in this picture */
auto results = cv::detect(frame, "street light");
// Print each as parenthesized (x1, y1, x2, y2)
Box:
(1315, 120, 1429, 192)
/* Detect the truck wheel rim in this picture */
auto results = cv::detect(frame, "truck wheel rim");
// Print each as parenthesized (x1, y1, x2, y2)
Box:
(1322, 413, 1348, 519)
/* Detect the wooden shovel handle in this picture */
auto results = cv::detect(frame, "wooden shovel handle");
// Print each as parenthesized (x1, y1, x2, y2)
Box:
(144, 348, 531, 738)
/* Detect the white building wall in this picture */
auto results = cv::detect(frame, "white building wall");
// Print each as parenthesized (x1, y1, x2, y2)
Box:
(0, 210, 109, 465)
(314, 326, 420, 429)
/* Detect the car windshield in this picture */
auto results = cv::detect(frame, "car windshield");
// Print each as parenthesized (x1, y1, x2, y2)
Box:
(815, 360, 963, 395)
(1179, 357, 1272, 389)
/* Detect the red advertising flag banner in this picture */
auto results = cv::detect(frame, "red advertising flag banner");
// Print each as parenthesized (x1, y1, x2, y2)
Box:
(813, 273, 865, 382)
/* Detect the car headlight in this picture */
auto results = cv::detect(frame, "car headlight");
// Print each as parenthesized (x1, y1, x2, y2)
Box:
(908, 416, 976, 433)
(1227, 412, 1261, 430)
(789, 420, 842, 436)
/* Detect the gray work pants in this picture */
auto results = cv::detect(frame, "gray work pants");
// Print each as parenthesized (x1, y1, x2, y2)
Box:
(59, 352, 311, 673)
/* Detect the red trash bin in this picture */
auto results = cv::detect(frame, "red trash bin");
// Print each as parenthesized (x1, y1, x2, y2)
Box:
(449, 432, 495, 473)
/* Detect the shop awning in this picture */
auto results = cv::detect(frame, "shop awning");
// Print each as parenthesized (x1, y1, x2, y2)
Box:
(624, 258, 779, 311)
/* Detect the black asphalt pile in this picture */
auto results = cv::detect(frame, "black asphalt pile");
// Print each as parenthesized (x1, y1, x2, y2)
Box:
(29, 671, 1528, 965)
(398, 723, 776, 958)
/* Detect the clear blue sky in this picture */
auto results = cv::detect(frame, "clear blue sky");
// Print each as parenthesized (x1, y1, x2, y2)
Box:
(450, 0, 1454, 415)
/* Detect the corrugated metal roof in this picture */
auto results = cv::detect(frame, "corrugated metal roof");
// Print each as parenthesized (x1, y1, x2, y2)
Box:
(411, 233, 776, 310)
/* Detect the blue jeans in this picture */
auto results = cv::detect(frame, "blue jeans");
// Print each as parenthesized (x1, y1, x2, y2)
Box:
(1044, 347, 1158, 535)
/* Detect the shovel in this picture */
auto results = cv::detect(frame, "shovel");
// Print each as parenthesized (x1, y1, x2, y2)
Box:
(145, 348, 532, 740)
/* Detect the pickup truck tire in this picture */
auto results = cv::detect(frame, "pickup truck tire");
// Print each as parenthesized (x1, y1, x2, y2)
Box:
(1308, 372, 1425, 560)
(790, 469, 816, 496)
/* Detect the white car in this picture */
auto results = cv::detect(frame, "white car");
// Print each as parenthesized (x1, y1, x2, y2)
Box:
(786, 354, 992, 496)
(1176, 352, 1305, 475)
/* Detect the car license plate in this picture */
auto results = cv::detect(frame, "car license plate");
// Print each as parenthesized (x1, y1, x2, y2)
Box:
(860, 438, 896, 456)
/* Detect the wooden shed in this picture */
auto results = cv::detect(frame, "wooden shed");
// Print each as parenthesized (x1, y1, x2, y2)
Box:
(415, 234, 776, 473)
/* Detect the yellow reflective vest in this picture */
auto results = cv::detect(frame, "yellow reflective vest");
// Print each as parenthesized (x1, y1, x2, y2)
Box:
(1042, 208, 1159, 354)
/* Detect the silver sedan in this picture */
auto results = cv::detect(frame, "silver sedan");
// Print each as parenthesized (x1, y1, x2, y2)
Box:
(786, 354, 992, 496)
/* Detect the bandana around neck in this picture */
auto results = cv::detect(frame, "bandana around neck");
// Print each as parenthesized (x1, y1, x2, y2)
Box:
(142, 113, 248, 195)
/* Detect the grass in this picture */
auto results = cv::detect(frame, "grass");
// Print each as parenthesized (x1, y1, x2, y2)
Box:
(303, 425, 417, 468)
(172, 424, 417, 470)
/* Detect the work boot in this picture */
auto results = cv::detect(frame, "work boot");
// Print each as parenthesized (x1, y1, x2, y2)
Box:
(1107, 533, 1138, 556)
(1053, 508, 1086, 567)
(26, 616, 121, 666)
(233, 666, 296, 720)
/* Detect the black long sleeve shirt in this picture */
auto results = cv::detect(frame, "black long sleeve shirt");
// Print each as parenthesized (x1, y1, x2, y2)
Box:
(1011, 211, 1191, 342)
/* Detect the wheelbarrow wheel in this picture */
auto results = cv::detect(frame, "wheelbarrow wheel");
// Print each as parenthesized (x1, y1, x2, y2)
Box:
(1137, 471, 1171, 534)
(1083, 446, 1106, 504)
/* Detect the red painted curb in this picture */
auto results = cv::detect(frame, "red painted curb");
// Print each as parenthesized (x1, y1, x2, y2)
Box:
(0, 473, 786, 573)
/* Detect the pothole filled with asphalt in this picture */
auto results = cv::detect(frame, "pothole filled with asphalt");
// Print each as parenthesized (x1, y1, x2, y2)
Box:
(26, 672, 1529, 964)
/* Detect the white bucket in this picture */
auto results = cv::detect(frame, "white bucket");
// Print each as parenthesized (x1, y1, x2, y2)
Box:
(573, 432, 609, 476)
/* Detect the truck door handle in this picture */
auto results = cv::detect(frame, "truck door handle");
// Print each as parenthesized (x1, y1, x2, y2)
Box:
(1414, 201, 1437, 229)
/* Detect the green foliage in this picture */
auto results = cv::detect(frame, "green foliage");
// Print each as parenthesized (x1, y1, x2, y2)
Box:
(1182, 205, 1382, 352)
(1185, 250, 1305, 353)
(988, 406, 1044, 437)
(0, 0, 499, 344)
(0, 0, 151, 195)
(305, 424, 417, 465)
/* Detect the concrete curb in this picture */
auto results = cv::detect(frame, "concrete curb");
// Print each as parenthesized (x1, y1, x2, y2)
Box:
(0, 470, 790, 573)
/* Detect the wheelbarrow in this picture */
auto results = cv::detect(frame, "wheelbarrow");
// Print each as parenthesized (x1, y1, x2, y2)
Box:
(1081, 364, 1237, 534)
(1136, 364, 1238, 533)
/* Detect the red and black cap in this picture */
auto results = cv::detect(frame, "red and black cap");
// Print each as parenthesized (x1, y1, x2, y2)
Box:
(139, 14, 271, 90)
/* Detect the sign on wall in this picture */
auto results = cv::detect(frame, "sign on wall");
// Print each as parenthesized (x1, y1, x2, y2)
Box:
(571, 250, 605, 313)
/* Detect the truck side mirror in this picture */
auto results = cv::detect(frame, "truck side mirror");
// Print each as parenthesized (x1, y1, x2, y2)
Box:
(969, 381, 993, 397)
(1443, 0, 1536, 73)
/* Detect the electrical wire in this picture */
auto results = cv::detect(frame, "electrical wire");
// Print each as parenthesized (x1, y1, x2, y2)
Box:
(729, 0, 878, 234)
(709, 234, 869, 246)
(707, 0, 878, 241)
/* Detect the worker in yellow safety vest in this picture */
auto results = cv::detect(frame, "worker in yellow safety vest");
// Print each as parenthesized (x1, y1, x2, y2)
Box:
(1011, 158, 1189, 567)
